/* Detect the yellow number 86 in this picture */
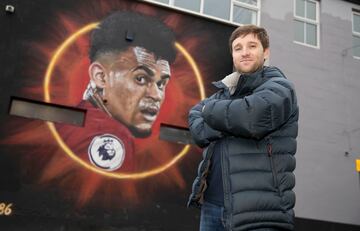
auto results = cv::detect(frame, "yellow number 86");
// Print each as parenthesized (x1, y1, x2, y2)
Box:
(0, 203, 13, 216)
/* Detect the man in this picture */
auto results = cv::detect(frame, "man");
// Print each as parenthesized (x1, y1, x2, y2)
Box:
(187, 25, 298, 231)
(57, 11, 176, 172)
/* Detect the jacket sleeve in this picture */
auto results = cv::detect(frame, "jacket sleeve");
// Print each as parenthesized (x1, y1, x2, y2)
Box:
(201, 78, 297, 139)
(188, 94, 223, 148)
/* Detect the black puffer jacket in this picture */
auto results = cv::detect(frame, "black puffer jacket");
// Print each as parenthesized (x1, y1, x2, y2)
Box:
(187, 66, 298, 231)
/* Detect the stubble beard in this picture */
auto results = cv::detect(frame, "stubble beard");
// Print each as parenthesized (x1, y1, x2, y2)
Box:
(128, 125, 152, 138)
(128, 100, 161, 138)
(236, 61, 264, 74)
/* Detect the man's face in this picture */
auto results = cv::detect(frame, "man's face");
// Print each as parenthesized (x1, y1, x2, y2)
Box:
(231, 33, 269, 74)
(102, 47, 170, 137)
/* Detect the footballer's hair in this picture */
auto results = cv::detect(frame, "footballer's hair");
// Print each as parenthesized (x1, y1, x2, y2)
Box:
(89, 11, 176, 63)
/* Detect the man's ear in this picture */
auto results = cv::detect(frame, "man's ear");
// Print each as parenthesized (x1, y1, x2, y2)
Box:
(89, 62, 107, 88)
(264, 48, 270, 61)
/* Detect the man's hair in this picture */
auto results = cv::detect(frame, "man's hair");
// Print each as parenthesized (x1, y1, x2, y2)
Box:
(89, 11, 176, 63)
(229, 25, 269, 53)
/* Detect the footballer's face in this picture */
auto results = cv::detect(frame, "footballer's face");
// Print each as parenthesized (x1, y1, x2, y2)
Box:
(90, 46, 170, 137)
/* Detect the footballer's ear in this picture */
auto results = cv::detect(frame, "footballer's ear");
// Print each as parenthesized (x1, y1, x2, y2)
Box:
(89, 62, 107, 88)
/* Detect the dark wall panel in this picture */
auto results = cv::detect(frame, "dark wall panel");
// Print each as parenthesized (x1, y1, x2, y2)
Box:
(0, 0, 234, 230)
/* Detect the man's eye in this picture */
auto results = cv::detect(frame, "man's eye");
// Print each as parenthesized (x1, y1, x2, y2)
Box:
(157, 80, 167, 90)
(135, 75, 147, 85)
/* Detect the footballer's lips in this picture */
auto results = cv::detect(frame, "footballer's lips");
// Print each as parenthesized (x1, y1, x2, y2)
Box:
(140, 106, 159, 122)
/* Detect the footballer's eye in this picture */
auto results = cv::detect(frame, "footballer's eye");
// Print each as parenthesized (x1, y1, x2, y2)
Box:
(157, 79, 168, 91)
(135, 75, 147, 85)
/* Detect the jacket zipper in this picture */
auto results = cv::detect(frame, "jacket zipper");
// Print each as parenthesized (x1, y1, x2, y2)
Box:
(199, 143, 216, 204)
(221, 140, 232, 230)
(266, 137, 282, 197)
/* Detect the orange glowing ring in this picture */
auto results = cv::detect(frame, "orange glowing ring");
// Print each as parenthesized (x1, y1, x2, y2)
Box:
(43, 22, 205, 179)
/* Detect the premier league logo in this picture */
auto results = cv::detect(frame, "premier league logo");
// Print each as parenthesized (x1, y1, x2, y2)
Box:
(88, 134, 125, 171)
(98, 139, 116, 161)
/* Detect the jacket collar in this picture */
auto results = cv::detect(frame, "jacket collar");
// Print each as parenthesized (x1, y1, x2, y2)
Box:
(212, 72, 240, 94)
(212, 66, 285, 96)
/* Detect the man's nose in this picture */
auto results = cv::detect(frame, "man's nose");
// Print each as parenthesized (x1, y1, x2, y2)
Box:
(146, 83, 162, 101)
(241, 47, 250, 56)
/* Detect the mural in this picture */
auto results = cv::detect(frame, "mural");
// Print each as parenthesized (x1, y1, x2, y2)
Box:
(0, 0, 234, 229)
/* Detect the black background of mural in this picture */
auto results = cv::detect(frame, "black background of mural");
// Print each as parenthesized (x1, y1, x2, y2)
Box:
(0, 0, 235, 230)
